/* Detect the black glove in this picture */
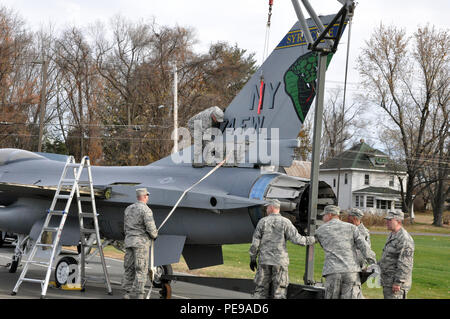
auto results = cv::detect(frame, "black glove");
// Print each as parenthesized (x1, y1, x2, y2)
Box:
(250, 258, 257, 272)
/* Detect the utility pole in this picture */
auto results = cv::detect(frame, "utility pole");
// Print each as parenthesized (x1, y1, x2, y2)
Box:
(173, 64, 178, 153)
(37, 57, 48, 152)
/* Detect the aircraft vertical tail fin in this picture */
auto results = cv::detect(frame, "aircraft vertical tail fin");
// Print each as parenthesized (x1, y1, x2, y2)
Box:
(220, 14, 347, 166)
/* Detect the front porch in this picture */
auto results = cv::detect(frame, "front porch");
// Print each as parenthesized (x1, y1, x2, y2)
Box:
(350, 186, 412, 217)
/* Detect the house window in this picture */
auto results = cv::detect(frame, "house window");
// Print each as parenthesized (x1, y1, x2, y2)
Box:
(364, 174, 370, 185)
(377, 200, 387, 210)
(395, 201, 403, 209)
(333, 178, 336, 188)
(366, 196, 374, 208)
(389, 176, 395, 187)
(387, 201, 392, 209)
(345, 173, 348, 184)
(355, 195, 364, 207)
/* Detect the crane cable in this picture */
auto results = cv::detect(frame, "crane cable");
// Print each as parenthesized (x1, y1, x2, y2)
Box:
(341, 14, 353, 116)
(262, 0, 274, 63)
(258, 0, 274, 115)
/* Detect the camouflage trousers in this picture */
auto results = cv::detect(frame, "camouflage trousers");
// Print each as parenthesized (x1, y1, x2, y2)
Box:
(122, 244, 150, 295)
(383, 286, 408, 299)
(253, 264, 289, 299)
(324, 272, 362, 299)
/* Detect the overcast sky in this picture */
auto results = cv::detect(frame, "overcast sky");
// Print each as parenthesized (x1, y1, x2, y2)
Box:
(2, 0, 449, 145)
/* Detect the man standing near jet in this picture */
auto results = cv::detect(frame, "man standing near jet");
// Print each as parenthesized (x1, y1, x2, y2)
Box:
(122, 188, 158, 299)
(187, 106, 224, 167)
(347, 208, 371, 268)
(347, 208, 372, 298)
(315, 205, 376, 299)
(379, 211, 414, 299)
(249, 199, 315, 299)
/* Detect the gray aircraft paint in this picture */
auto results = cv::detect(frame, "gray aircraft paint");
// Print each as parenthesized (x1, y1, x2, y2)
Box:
(0, 14, 342, 269)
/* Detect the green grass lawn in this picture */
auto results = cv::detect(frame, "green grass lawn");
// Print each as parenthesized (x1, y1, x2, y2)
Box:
(202, 234, 450, 299)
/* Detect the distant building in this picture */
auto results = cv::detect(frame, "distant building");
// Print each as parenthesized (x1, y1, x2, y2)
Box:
(319, 140, 410, 216)
(281, 160, 311, 179)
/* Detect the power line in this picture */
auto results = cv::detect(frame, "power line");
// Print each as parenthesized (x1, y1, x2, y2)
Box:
(0, 121, 174, 128)
(0, 133, 175, 142)
(1, 132, 448, 167)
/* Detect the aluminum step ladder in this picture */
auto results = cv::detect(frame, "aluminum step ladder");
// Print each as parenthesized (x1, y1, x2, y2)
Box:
(11, 156, 112, 298)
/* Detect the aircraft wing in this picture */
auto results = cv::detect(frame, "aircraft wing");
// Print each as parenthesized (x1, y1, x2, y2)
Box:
(107, 184, 266, 210)
(0, 182, 266, 211)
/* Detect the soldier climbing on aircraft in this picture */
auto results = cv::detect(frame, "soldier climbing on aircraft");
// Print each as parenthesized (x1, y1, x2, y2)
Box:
(187, 106, 224, 167)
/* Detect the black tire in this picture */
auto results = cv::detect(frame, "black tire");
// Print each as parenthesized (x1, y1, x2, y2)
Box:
(77, 243, 93, 255)
(55, 256, 78, 288)
(8, 256, 19, 273)
(152, 264, 173, 288)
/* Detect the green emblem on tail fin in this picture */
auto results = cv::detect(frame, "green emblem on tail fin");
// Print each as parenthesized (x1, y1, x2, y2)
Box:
(284, 52, 333, 123)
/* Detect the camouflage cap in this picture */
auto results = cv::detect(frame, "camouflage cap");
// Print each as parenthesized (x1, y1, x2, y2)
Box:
(384, 211, 404, 221)
(349, 208, 364, 218)
(264, 198, 281, 209)
(136, 188, 150, 197)
(211, 106, 224, 122)
(318, 205, 340, 216)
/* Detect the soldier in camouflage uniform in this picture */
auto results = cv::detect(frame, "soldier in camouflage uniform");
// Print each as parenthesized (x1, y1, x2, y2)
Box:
(379, 211, 414, 299)
(122, 188, 158, 299)
(187, 106, 224, 167)
(249, 199, 315, 299)
(315, 205, 376, 299)
(347, 208, 371, 268)
(347, 208, 372, 298)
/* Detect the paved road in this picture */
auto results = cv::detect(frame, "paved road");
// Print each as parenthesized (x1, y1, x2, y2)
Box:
(0, 244, 251, 299)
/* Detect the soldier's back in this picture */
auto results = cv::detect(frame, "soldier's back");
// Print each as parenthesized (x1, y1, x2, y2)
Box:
(187, 107, 214, 131)
(357, 223, 370, 241)
(124, 202, 150, 247)
(316, 219, 360, 275)
(256, 214, 294, 267)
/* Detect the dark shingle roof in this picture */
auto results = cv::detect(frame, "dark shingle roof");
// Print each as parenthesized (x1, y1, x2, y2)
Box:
(353, 186, 401, 195)
(319, 142, 400, 172)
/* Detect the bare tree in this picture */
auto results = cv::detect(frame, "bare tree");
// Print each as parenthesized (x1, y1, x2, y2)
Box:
(1, 8, 257, 167)
(357, 23, 450, 221)
(54, 27, 104, 162)
(0, 7, 40, 149)
(321, 87, 366, 161)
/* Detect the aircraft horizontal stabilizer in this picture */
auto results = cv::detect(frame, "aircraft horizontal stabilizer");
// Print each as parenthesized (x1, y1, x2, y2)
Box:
(108, 184, 266, 210)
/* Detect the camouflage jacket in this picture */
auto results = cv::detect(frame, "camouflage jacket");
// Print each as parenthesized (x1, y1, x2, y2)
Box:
(187, 107, 220, 134)
(124, 202, 158, 248)
(356, 223, 372, 268)
(249, 213, 315, 267)
(379, 227, 414, 289)
(315, 218, 376, 276)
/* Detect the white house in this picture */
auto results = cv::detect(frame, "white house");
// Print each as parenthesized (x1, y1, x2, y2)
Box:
(319, 140, 411, 216)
